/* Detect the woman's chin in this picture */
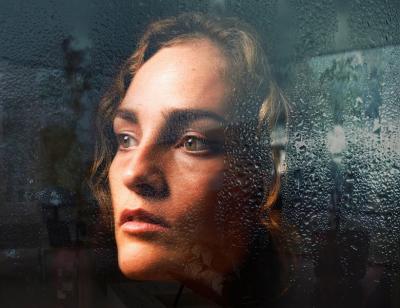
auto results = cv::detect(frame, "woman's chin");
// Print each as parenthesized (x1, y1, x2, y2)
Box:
(117, 240, 175, 281)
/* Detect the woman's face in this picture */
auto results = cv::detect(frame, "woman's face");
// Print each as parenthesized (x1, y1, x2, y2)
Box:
(109, 39, 255, 286)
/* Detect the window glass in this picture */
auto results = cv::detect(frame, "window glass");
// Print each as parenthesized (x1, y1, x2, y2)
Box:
(1, 0, 399, 307)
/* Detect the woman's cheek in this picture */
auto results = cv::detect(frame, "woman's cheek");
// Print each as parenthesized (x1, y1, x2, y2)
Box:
(174, 161, 224, 205)
(173, 152, 225, 189)
(166, 162, 224, 235)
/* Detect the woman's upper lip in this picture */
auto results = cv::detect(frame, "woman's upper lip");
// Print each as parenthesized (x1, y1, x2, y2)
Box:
(119, 208, 170, 228)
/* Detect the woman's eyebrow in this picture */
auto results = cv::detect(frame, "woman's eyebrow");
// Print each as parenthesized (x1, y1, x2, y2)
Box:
(164, 108, 226, 126)
(155, 108, 226, 145)
(113, 107, 226, 134)
(114, 108, 138, 124)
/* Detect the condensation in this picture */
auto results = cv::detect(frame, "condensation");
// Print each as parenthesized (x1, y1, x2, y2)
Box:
(0, 0, 399, 307)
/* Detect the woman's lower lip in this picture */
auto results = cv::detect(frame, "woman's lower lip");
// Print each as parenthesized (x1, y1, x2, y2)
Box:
(121, 221, 169, 234)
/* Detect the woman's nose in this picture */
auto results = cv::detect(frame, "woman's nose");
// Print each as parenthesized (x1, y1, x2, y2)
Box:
(122, 142, 170, 200)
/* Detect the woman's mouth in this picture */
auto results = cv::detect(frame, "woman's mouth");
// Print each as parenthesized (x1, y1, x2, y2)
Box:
(119, 208, 170, 234)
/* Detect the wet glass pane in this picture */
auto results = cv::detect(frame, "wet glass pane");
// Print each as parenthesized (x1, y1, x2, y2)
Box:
(1, 0, 399, 307)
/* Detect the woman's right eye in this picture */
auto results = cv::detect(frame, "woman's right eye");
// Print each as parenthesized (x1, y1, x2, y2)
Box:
(116, 134, 138, 149)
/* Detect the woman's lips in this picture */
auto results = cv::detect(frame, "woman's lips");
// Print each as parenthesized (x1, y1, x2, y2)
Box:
(119, 208, 170, 234)
(121, 221, 169, 233)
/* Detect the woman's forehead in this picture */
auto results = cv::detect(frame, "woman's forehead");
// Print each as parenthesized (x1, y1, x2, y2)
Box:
(121, 40, 231, 118)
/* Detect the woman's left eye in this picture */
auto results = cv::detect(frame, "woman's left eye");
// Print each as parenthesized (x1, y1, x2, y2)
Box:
(180, 135, 210, 152)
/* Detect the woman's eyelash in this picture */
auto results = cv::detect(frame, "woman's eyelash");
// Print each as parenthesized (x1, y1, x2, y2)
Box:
(179, 135, 209, 151)
(178, 134, 223, 154)
(113, 131, 223, 154)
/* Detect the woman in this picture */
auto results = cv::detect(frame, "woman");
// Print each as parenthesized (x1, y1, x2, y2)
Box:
(90, 12, 289, 307)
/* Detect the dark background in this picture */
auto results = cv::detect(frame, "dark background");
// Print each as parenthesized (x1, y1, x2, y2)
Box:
(0, 0, 399, 307)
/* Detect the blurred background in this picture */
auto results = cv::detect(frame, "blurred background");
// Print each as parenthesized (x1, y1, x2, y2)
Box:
(0, 0, 399, 307)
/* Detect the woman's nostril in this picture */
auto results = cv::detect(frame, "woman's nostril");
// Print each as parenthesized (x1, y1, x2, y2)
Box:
(136, 183, 156, 197)
(134, 182, 170, 200)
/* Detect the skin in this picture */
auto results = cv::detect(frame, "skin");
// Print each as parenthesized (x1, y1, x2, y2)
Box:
(108, 39, 256, 300)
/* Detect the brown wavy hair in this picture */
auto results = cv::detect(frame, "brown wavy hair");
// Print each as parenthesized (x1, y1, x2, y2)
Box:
(89, 12, 288, 255)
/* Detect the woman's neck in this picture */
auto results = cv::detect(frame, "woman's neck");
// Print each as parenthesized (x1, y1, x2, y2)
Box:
(176, 231, 282, 307)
